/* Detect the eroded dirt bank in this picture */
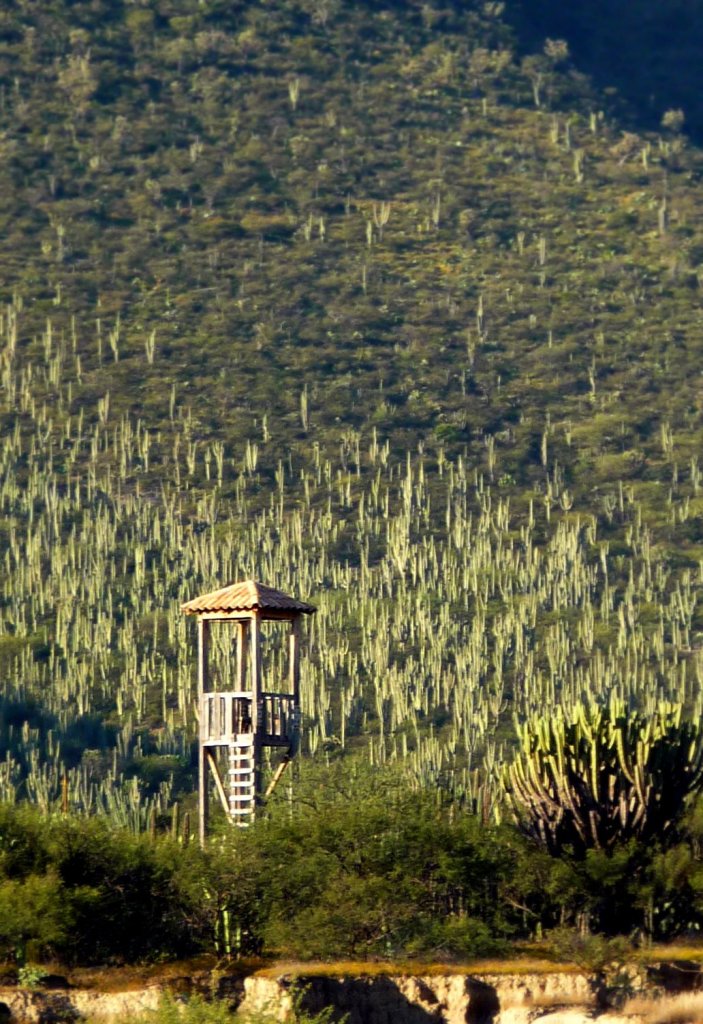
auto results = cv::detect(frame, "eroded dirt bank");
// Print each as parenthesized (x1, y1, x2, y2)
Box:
(0, 962, 701, 1024)
(241, 972, 604, 1024)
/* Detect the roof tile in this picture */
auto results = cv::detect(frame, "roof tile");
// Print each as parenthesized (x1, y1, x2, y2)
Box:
(181, 579, 315, 616)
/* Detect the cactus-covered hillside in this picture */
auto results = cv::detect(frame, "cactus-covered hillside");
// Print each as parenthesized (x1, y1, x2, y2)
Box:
(0, 0, 703, 823)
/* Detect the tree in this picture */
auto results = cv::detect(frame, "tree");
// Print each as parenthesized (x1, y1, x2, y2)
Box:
(505, 698, 703, 857)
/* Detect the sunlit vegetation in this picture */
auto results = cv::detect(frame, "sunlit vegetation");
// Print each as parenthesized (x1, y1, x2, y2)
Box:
(4, 771, 703, 965)
(506, 698, 703, 855)
(0, 0, 702, 833)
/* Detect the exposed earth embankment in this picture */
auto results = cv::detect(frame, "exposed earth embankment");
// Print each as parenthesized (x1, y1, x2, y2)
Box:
(1, 962, 702, 1024)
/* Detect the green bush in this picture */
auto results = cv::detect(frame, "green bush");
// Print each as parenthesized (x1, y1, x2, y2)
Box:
(213, 765, 518, 959)
(546, 927, 630, 976)
(129, 996, 237, 1024)
(3, 774, 703, 965)
(0, 807, 208, 963)
(128, 992, 346, 1024)
(0, 871, 72, 962)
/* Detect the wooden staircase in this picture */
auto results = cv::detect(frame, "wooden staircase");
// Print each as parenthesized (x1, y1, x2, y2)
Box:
(228, 736, 256, 823)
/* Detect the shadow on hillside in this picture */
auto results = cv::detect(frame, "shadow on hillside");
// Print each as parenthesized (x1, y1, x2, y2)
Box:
(0, 696, 118, 768)
(293, 975, 500, 1024)
(506, 0, 703, 142)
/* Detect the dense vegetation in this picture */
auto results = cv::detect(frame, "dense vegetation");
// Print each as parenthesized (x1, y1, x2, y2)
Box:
(4, 765, 703, 966)
(1, 0, 703, 956)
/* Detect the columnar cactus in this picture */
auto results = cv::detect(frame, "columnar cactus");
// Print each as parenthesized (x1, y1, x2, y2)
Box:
(505, 698, 703, 855)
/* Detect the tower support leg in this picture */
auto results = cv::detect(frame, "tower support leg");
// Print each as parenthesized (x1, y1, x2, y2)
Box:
(198, 742, 208, 847)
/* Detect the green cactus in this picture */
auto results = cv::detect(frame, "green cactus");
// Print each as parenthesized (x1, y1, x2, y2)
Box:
(504, 697, 703, 856)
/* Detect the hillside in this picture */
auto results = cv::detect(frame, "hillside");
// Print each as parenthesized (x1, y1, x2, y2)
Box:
(0, 0, 702, 821)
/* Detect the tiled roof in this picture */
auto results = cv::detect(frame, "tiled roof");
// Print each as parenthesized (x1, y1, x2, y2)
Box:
(181, 579, 315, 615)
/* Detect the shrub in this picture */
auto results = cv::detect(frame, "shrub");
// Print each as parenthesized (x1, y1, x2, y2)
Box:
(0, 807, 210, 963)
(0, 871, 73, 962)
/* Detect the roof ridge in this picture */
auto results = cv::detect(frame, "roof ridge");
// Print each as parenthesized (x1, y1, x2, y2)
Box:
(181, 579, 315, 615)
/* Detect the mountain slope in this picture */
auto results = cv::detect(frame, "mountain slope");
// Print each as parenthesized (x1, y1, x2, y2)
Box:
(0, 0, 702, 820)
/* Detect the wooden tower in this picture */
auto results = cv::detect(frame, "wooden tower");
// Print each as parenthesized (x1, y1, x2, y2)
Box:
(181, 579, 315, 844)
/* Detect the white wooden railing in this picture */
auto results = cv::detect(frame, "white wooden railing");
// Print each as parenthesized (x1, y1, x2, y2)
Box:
(201, 691, 298, 744)
(201, 692, 252, 743)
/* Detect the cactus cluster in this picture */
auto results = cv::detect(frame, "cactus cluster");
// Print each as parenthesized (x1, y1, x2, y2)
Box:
(505, 698, 703, 855)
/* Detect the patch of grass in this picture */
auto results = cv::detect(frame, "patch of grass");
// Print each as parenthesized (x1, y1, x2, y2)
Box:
(624, 992, 703, 1024)
(253, 958, 581, 979)
(68, 958, 265, 993)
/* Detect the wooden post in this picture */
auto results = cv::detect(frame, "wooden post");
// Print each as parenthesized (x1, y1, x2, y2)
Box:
(249, 613, 261, 729)
(236, 620, 248, 690)
(198, 617, 210, 846)
(206, 750, 231, 817)
(198, 730, 208, 847)
(264, 755, 291, 799)
(250, 612, 262, 805)
(289, 616, 301, 701)
(198, 618, 210, 696)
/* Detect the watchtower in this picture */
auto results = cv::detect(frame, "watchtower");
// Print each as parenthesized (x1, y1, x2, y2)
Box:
(181, 579, 315, 844)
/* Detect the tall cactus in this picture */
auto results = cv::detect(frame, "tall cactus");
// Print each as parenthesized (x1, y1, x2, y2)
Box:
(504, 697, 703, 855)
